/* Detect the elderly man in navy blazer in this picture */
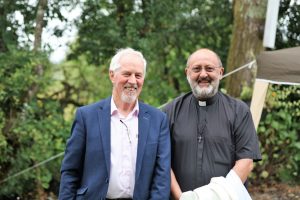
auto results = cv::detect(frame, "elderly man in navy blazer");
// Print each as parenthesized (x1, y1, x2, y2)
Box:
(59, 48, 171, 200)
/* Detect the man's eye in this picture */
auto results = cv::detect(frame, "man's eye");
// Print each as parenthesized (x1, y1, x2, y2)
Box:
(192, 68, 200, 72)
(206, 67, 214, 72)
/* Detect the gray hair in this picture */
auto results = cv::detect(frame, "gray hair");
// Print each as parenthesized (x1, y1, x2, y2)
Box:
(109, 48, 147, 75)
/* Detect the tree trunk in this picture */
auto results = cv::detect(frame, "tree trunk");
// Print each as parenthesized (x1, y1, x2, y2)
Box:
(33, 0, 48, 198)
(0, 1, 9, 52)
(34, 0, 47, 51)
(27, 0, 48, 102)
(225, 0, 267, 98)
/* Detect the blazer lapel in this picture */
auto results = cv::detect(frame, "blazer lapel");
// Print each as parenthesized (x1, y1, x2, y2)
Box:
(135, 103, 150, 180)
(97, 97, 111, 175)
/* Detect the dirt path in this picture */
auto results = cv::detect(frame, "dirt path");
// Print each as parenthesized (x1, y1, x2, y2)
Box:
(249, 183, 300, 200)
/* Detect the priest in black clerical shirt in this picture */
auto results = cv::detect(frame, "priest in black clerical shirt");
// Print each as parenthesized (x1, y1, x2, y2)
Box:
(162, 48, 261, 200)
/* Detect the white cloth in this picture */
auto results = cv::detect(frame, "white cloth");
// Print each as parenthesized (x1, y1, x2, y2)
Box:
(225, 170, 252, 200)
(106, 98, 139, 199)
(180, 170, 252, 200)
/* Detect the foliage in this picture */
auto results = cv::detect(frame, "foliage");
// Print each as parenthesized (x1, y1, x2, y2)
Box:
(267, 85, 300, 117)
(50, 54, 113, 116)
(0, 0, 233, 197)
(69, 0, 233, 106)
(248, 0, 300, 185)
(0, 0, 80, 198)
(0, 0, 78, 51)
(252, 85, 300, 184)
(276, 0, 300, 48)
(0, 49, 70, 199)
(239, 85, 253, 102)
(0, 0, 299, 198)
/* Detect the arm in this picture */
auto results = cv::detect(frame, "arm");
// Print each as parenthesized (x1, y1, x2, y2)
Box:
(59, 109, 86, 200)
(232, 158, 254, 183)
(179, 160, 254, 200)
(232, 103, 260, 183)
(149, 114, 171, 199)
(179, 159, 254, 200)
(171, 169, 182, 200)
(180, 169, 253, 200)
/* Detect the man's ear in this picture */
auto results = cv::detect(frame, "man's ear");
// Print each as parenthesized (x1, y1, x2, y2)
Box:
(219, 67, 224, 79)
(109, 70, 114, 83)
(185, 67, 188, 76)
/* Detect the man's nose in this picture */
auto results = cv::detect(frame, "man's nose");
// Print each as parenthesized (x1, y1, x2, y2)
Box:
(199, 68, 208, 77)
(128, 74, 137, 84)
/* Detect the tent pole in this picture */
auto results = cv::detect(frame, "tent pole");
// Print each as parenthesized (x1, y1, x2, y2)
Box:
(250, 80, 269, 130)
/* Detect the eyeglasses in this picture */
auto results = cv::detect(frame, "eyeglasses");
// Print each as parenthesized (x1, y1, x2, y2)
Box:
(120, 120, 132, 144)
(190, 65, 219, 73)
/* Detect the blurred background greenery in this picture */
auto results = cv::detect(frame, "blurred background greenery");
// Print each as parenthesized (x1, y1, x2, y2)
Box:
(0, 0, 299, 199)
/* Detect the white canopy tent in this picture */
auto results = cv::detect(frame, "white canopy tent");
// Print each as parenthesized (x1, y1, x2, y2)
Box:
(250, 46, 300, 129)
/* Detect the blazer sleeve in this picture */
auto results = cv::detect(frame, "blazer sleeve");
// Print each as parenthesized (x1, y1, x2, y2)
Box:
(59, 108, 86, 200)
(149, 113, 171, 199)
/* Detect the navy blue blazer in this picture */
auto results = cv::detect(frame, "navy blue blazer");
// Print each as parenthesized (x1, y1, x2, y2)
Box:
(59, 97, 171, 200)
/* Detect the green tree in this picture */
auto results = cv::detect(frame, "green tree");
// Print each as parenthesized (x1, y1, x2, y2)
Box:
(0, 0, 78, 198)
(276, 0, 300, 48)
(68, 0, 233, 106)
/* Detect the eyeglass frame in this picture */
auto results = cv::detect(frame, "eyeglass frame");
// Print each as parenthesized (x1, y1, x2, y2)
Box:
(120, 119, 132, 144)
(188, 65, 222, 73)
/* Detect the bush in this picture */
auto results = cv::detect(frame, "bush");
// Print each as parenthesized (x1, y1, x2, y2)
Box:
(252, 85, 300, 184)
(0, 50, 70, 199)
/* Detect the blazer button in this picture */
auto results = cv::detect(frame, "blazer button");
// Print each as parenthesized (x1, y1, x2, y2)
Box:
(105, 178, 109, 183)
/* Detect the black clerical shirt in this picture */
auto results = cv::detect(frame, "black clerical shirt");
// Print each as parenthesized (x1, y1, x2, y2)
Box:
(162, 91, 261, 192)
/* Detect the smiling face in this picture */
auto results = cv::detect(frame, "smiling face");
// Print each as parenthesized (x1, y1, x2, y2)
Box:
(110, 52, 145, 105)
(185, 49, 224, 100)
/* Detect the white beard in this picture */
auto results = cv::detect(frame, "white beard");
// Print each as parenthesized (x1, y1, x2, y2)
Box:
(121, 91, 137, 103)
(121, 84, 138, 103)
(187, 76, 218, 100)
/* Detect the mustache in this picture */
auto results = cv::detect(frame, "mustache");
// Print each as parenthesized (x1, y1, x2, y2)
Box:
(124, 83, 138, 89)
(197, 77, 212, 83)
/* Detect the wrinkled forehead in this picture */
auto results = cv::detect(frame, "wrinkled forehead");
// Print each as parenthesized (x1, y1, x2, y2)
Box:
(187, 50, 220, 67)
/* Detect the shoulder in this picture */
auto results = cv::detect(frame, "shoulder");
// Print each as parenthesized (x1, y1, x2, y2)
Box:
(139, 101, 166, 117)
(219, 92, 250, 111)
(77, 97, 110, 114)
(161, 92, 193, 119)
(162, 92, 193, 112)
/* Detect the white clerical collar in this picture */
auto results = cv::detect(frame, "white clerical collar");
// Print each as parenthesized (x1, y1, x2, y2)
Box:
(198, 101, 207, 107)
(196, 92, 220, 107)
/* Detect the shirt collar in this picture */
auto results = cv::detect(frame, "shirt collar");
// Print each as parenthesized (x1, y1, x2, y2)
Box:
(193, 91, 219, 107)
(111, 97, 139, 117)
